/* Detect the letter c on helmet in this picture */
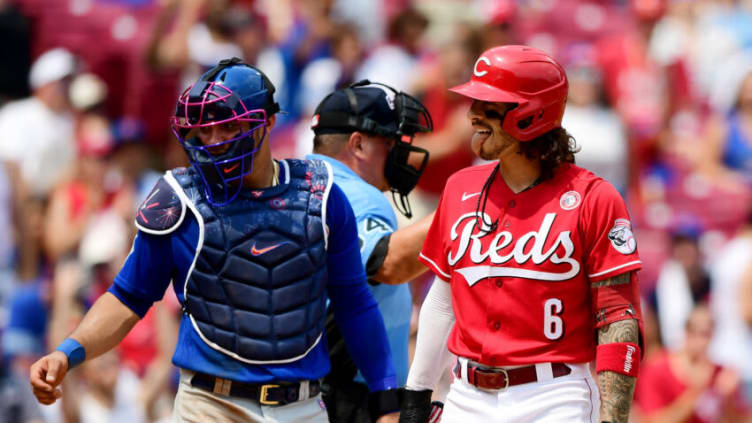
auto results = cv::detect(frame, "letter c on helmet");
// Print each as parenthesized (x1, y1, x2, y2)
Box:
(473, 57, 491, 77)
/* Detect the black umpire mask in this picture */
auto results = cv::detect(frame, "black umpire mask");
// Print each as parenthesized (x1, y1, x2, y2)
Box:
(312, 80, 433, 218)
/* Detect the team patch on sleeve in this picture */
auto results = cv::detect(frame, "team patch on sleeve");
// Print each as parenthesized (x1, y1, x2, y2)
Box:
(362, 216, 394, 235)
(135, 176, 186, 235)
(607, 219, 636, 255)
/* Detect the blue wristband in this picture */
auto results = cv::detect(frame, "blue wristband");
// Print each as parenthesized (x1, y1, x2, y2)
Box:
(55, 338, 86, 369)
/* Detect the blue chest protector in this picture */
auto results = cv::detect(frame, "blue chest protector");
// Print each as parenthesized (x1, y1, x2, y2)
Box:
(137, 159, 333, 364)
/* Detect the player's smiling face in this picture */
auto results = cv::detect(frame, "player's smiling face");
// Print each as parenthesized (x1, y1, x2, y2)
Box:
(467, 100, 518, 161)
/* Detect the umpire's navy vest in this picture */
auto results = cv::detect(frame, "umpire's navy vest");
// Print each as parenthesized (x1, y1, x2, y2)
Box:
(137, 159, 332, 364)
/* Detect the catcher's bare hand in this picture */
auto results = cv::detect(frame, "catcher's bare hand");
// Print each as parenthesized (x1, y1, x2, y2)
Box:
(29, 351, 69, 405)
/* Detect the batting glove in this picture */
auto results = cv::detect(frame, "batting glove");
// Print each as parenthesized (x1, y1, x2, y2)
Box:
(398, 389, 433, 423)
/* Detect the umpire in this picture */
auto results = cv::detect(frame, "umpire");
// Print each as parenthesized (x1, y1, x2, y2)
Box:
(310, 80, 435, 422)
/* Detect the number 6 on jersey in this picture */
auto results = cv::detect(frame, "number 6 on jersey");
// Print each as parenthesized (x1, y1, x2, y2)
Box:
(543, 298, 563, 340)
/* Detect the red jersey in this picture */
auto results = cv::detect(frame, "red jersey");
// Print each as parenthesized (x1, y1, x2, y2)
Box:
(419, 163, 642, 366)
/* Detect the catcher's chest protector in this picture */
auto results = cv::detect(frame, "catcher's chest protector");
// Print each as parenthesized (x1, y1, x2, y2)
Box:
(176, 159, 332, 364)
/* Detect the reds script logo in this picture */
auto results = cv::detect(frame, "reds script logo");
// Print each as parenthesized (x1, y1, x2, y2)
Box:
(448, 212, 580, 286)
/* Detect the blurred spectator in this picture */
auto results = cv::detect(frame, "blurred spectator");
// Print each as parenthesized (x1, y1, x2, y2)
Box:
(648, 0, 751, 104)
(294, 22, 363, 159)
(297, 22, 362, 121)
(257, 0, 336, 124)
(640, 299, 664, 362)
(634, 304, 746, 423)
(0, 347, 43, 423)
(562, 50, 629, 193)
(0, 0, 31, 104)
(331, 0, 386, 46)
(42, 111, 118, 262)
(595, 0, 668, 174)
(653, 225, 711, 351)
(709, 215, 752, 406)
(0, 47, 77, 198)
(408, 32, 476, 219)
(77, 350, 146, 423)
(0, 161, 26, 318)
(476, 0, 518, 51)
(704, 67, 752, 182)
(2, 279, 48, 376)
(109, 117, 162, 209)
(146, 0, 244, 91)
(355, 7, 429, 91)
(42, 70, 137, 264)
(69, 72, 108, 113)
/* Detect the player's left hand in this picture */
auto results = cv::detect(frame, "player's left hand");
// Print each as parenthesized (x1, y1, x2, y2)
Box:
(376, 412, 400, 423)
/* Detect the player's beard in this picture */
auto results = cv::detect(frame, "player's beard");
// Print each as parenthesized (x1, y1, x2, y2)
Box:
(474, 131, 515, 161)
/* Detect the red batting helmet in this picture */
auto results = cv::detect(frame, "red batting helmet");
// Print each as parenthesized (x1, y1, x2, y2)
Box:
(450, 45, 568, 141)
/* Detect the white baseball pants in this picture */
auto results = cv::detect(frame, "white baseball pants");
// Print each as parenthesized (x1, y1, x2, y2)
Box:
(441, 362, 600, 423)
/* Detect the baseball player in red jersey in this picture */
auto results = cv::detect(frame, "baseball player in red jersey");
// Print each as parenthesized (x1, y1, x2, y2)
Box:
(399, 45, 643, 423)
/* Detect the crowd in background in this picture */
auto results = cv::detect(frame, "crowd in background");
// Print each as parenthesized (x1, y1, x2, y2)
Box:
(2, 0, 752, 422)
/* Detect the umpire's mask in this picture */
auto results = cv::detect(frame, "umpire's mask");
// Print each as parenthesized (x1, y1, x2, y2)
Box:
(311, 80, 433, 218)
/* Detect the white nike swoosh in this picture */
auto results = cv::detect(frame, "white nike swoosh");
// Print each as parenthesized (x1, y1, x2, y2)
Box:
(461, 192, 481, 201)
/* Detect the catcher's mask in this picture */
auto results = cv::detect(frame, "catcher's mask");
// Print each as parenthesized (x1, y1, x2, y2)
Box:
(171, 57, 280, 206)
(312, 80, 433, 218)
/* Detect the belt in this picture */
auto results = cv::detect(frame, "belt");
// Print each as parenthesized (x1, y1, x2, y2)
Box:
(454, 362, 571, 390)
(190, 372, 321, 405)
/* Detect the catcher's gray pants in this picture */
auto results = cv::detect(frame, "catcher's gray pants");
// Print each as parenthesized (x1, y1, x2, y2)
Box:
(172, 369, 330, 422)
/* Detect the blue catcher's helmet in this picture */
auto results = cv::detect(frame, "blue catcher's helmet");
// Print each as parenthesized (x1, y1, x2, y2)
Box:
(171, 57, 280, 206)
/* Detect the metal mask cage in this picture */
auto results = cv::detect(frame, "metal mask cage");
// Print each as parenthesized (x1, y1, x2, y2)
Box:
(394, 90, 434, 139)
(346, 80, 434, 218)
(170, 81, 269, 206)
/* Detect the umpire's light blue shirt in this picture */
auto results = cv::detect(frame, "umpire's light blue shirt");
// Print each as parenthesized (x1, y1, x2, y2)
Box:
(308, 154, 412, 386)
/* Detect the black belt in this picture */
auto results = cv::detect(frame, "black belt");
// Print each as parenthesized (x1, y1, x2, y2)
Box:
(190, 372, 321, 405)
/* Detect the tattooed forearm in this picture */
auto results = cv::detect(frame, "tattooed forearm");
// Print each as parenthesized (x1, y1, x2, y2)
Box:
(591, 272, 630, 288)
(597, 318, 639, 423)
